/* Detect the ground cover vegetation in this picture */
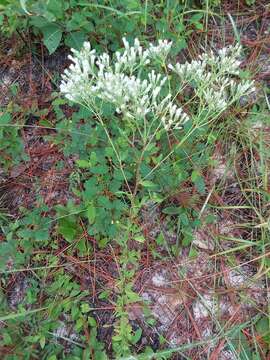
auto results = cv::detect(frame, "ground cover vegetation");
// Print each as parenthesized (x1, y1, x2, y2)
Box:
(0, 0, 269, 359)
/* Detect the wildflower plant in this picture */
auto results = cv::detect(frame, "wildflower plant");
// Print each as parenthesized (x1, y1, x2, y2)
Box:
(60, 40, 256, 356)
(60, 38, 255, 199)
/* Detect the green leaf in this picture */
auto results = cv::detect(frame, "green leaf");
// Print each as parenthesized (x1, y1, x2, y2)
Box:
(2, 332, 12, 345)
(87, 202, 96, 224)
(189, 13, 204, 23)
(0, 112, 11, 124)
(140, 180, 159, 190)
(131, 328, 142, 344)
(90, 164, 108, 175)
(76, 159, 90, 168)
(134, 235, 145, 243)
(156, 232, 165, 245)
(162, 206, 181, 215)
(99, 290, 109, 300)
(182, 231, 193, 247)
(20, 0, 31, 15)
(30, 16, 50, 28)
(41, 24, 62, 54)
(65, 31, 86, 50)
(58, 218, 78, 242)
(191, 170, 205, 194)
(81, 303, 91, 313)
(125, 289, 141, 302)
(48, 356, 57, 360)
(47, 0, 64, 19)
(39, 336, 46, 349)
(88, 316, 97, 327)
(256, 316, 270, 341)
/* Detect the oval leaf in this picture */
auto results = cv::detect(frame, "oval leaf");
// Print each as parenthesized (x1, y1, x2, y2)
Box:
(42, 24, 62, 54)
(87, 203, 96, 224)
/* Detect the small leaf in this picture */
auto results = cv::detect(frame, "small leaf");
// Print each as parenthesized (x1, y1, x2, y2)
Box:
(90, 164, 108, 175)
(20, 0, 32, 15)
(99, 291, 109, 300)
(88, 316, 97, 327)
(41, 24, 62, 54)
(81, 303, 91, 314)
(2, 332, 12, 345)
(132, 328, 142, 344)
(191, 170, 205, 194)
(65, 31, 86, 50)
(87, 202, 96, 224)
(256, 316, 270, 340)
(48, 356, 57, 360)
(58, 218, 78, 242)
(156, 232, 165, 246)
(162, 206, 181, 215)
(39, 336, 45, 349)
(140, 180, 159, 190)
(134, 235, 145, 243)
(30, 16, 49, 28)
(125, 289, 141, 302)
(189, 13, 204, 23)
(76, 159, 90, 168)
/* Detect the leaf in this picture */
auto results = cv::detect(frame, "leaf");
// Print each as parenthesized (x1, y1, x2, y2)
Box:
(131, 328, 142, 344)
(180, 212, 189, 226)
(39, 336, 45, 349)
(162, 206, 181, 215)
(134, 235, 145, 243)
(20, 0, 31, 14)
(47, 0, 64, 19)
(30, 16, 50, 29)
(87, 202, 96, 224)
(182, 231, 193, 247)
(140, 180, 159, 190)
(90, 164, 109, 175)
(98, 291, 109, 300)
(81, 303, 91, 313)
(2, 332, 12, 345)
(195, 22, 204, 30)
(41, 24, 62, 54)
(191, 170, 205, 194)
(76, 159, 90, 168)
(256, 316, 270, 342)
(65, 31, 86, 50)
(58, 218, 78, 242)
(189, 13, 204, 23)
(0, 112, 11, 125)
(88, 316, 97, 327)
(125, 289, 141, 302)
(84, 178, 99, 200)
(156, 232, 165, 246)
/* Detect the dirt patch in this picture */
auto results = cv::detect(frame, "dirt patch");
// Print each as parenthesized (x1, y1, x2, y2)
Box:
(128, 253, 267, 357)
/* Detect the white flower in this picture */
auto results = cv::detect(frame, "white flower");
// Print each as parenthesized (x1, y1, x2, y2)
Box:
(230, 79, 256, 98)
(60, 39, 177, 124)
(169, 59, 206, 81)
(169, 43, 255, 112)
(146, 39, 173, 61)
(60, 38, 254, 135)
(114, 37, 149, 73)
(199, 44, 242, 75)
(156, 98, 190, 130)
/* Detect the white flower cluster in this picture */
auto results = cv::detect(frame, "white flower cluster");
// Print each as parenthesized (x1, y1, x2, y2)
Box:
(169, 44, 255, 112)
(146, 39, 173, 62)
(61, 39, 255, 130)
(200, 44, 242, 75)
(60, 38, 189, 131)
